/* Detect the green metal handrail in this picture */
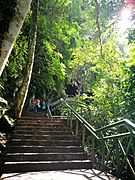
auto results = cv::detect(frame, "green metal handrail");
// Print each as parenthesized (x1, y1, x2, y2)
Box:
(96, 119, 135, 132)
(48, 98, 135, 179)
(65, 101, 135, 139)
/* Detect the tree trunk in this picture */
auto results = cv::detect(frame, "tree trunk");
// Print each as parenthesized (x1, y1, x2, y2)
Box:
(95, 0, 103, 59)
(15, 0, 39, 118)
(0, 0, 32, 77)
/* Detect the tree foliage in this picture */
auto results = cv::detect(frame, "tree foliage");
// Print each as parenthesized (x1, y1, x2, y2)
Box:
(69, 0, 135, 126)
(0, 0, 135, 124)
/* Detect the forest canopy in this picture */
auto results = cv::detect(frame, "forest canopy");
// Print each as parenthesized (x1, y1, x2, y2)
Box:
(0, 0, 135, 123)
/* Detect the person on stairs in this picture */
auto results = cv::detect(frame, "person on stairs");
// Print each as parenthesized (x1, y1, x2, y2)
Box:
(41, 97, 47, 113)
(32, 98, 41, 112)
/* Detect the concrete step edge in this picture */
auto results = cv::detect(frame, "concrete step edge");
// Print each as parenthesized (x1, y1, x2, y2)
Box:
(8, 145, 81, 148)
(12, 134, 75, 137)
(5, 160, 92, 164)
(11, 139, 78, 142)
(7, 152, 86, 155)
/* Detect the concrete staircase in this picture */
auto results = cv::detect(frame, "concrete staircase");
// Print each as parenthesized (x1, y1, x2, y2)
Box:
(4, 113, 92, 173)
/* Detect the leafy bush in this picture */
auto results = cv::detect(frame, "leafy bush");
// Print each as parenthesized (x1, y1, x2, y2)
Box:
(0, 97, 15, 133)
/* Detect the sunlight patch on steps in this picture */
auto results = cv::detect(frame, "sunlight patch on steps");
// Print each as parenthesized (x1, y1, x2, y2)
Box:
(1, 169, 117, 180)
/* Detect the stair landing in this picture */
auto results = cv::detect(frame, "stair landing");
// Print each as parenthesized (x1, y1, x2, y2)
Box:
(1, 169, 116, 180)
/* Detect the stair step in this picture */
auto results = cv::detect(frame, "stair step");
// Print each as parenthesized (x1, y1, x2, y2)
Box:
(4, 116, 92, 173)
(19, 117, 66, 121)
(19, 117, 48, 120)
(16, 120, 54, 124)
(7, 146, 84, 153)
(17, 117, 67, 123)
(7, 152, 87, 161)
(12, 134, 77, 140)
(13, 130, 72, 135)
(9, 139, 80, 146)
(4, 160, 93, 173)
(14, 127, 69, 131)
(22, 112, 46, 116)
(15, 122, 66, 126)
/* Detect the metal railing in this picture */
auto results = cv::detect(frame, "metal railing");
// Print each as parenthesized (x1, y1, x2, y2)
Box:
(48, 98, 135, 179)
(47, 98, 63, 118)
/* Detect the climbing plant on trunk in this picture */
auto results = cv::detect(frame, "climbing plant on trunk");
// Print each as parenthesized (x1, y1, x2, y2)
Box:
(15, 0, 38, 118)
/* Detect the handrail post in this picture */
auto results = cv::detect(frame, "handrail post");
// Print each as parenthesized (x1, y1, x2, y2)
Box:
(101, 137, 105, 171)
(76, 120, 79, 136)
(92, 137, 95, 162)
(131, 136, 135, 168)
(70, 110, 73, 130)
(67, 107, 70, 126)
(82, 125, 85, 147)
(59, 103, 61, 116)
(116, 139, 120, 177)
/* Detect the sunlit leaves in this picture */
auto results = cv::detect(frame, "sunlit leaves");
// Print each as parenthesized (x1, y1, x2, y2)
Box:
(70, 30, 135, 124)
(29, 0, 83, 97)
(7, 33, 28, 78)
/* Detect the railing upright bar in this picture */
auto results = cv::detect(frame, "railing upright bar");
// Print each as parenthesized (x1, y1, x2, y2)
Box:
(101, 133, 105, 171)
(118, 140, 135, 177)
(76, 120, 79, 136)
(131, 136, 135, 169)
(70, 110, 73, 130)
(82, 125, 85, 147)
(116, 139, 120, 177)
(92, 137, 95, 162)
(104, 140, 116, 168)
(67, 107, 70, 126)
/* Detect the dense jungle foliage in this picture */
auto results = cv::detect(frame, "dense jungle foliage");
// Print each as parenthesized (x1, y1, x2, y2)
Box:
(0, 0, 135, 178)
(1, 0, 134, 123)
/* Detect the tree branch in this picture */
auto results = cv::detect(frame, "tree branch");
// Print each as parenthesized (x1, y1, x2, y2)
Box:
(95, 0, 103, 59)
